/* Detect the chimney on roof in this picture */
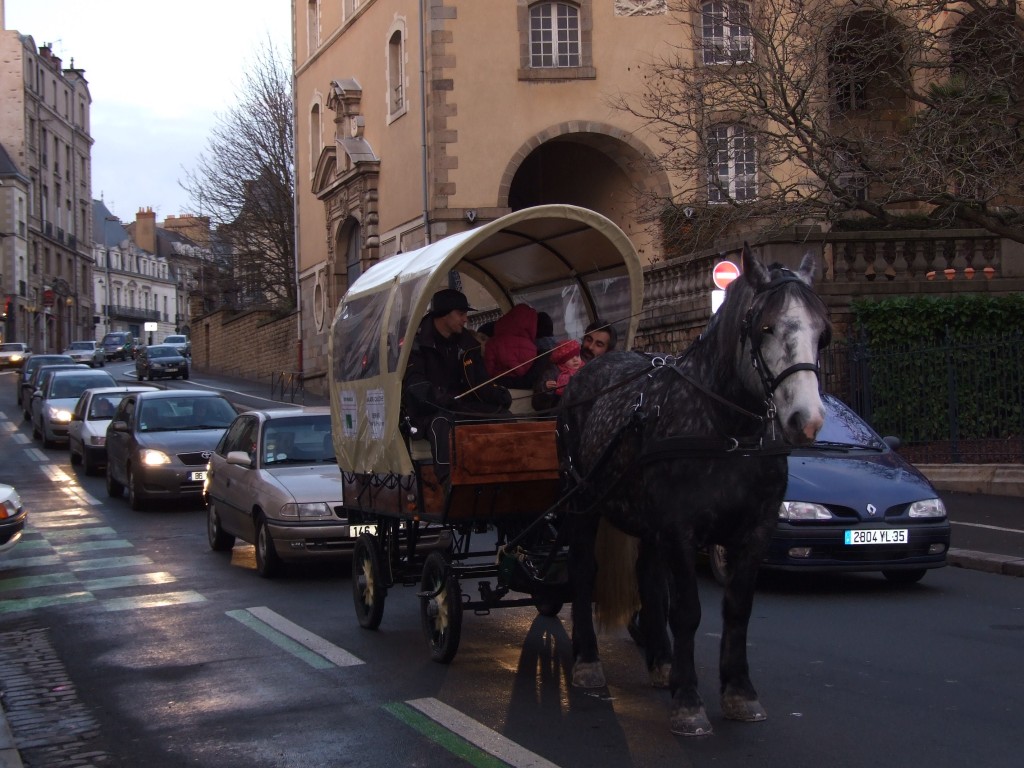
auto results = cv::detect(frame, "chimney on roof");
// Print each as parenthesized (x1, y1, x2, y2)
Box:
(135, 207, 157, 253)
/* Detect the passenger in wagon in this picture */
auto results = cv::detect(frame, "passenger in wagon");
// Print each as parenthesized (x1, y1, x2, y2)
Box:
(532, 318, 617, 411)
(483, 303, 539, 388)
(403, 289, 512, 458)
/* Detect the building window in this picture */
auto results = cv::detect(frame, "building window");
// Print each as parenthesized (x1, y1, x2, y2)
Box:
(387, 27, 406, 119)
(518, 1, 594, 80)
(310, 102, 322, 173)
(307, 1, 320, 52)
(707, 124, 757, 203)
(702, 1, 752, 65)
(530, 2, 581, 68)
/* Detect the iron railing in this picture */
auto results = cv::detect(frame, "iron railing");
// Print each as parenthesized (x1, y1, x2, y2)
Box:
(822, 334, 1023, 464)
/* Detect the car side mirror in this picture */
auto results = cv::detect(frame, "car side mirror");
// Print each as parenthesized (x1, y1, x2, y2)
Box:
(71, 413, 81, 422)
(110, 420, 129, 433)
(226, 450, 253, 468)
(883, 435, 901, 450)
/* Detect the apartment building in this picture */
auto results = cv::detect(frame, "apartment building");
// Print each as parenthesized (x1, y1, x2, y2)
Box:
(0, 29, 95, 351)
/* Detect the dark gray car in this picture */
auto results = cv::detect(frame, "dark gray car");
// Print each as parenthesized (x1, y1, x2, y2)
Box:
(135, 344, 189, 381)
(105, 390, 237, 510)
(16, 354, 75, 410)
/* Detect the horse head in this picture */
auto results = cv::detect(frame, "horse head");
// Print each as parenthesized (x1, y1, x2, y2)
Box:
(733, 244, 829, 445)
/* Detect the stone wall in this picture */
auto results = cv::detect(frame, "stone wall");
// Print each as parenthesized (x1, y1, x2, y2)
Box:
(190, 304, 299, 387)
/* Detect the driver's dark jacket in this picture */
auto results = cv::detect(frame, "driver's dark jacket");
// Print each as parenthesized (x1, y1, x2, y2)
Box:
(403, 315, 510, 436)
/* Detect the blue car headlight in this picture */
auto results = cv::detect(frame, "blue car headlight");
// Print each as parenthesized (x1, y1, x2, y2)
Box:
(779, 500, 834, 521)
(908, 498, 946, 519)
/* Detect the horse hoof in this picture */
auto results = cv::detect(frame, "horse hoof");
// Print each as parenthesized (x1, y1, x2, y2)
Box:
(721, 695, 767, 722)
(572, 660, 607, 688)
(649, 663, 671, 689)
(670, 705, 713, 737)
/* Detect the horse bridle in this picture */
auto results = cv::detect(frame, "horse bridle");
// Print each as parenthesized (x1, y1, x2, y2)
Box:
(740, 270, 828, 403)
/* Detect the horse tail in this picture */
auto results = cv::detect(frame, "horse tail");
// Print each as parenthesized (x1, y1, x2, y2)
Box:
(593, 518, 640, 632)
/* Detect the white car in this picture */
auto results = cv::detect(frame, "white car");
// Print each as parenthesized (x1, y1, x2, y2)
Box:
(205, 406, 354, 578)
(0, 342, 31, 370)
(68, 385, 160, 474)
(162, 334, 191, 357)
(0, 483, 27, 556)
(63, 340, 105, 367)
(31, 368, 118, 448)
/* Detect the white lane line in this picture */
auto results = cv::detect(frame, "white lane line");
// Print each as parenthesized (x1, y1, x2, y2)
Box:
(12, 433, 29, 444)
(25, 447, 48, 460)
(245, 606, 364, 667)
(103, 591, 206, 611)
(950, 520, 1024, 536)
(40, 465, 72, 482)
(406, 697, 562, 768)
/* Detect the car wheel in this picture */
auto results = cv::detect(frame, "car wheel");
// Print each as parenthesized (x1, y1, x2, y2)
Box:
(255, 514, 282, 578)
(147, 372, 154, 382)
(709, 544, 729, 586)
(41, 426, 56, 449)
(182, 371, 190, 380)
(31, 418, 41, 440)
(106, 461, 124, 498)
(207, 501, 235, 552)
(882, 569, 926, 585)
(69, 442, 82, 465)
(83, 449, 98, 476)
(127, 466, 145, 511)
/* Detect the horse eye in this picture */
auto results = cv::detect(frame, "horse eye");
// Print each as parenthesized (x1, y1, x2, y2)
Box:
(760, 324, 773, 335)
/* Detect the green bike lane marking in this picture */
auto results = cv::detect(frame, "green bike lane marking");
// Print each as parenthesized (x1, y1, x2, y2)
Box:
(385, 697, 561, 768)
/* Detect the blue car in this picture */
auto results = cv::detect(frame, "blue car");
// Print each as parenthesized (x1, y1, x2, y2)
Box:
(709, 394, 951, 585)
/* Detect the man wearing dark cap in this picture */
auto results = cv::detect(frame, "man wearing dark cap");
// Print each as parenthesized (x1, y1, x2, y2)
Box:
(403, 288, 511, 451)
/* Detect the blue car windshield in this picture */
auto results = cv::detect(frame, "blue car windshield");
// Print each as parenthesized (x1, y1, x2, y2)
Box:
(813, 396, 886, 450)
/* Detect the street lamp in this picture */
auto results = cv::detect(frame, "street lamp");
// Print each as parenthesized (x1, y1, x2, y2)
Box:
(65, 295, 74, 346)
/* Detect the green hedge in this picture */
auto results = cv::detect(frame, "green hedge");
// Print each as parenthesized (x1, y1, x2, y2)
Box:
(849, 296, 1024, 443)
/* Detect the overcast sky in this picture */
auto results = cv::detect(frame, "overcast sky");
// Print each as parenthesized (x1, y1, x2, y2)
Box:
(3, 0, 291, 223)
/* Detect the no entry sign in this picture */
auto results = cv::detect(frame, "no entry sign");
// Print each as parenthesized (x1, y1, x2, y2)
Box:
(712, 260, 740, 290)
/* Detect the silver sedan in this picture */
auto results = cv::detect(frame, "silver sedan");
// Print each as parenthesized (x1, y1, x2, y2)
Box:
(204, 406, 361, 578)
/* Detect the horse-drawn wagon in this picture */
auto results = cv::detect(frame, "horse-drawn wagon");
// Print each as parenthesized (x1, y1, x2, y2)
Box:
(327, 204, 643, 663)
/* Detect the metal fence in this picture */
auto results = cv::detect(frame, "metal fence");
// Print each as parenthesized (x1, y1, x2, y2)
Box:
(821, 334, 1024, 464)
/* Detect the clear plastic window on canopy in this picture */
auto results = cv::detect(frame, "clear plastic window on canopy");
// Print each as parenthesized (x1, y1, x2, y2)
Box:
(333, 290, 391, 381)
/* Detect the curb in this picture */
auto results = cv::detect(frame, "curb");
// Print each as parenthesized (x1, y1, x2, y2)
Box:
(947, 548, 1024, 577)
(0, 709, 22, 768)
(919, 464, 1024, 498)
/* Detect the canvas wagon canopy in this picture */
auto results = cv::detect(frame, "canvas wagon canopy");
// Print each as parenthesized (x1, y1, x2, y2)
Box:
(328, 204, 644, 475)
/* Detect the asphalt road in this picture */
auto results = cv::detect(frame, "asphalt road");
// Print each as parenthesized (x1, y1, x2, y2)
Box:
(1, 363, 1022, 768)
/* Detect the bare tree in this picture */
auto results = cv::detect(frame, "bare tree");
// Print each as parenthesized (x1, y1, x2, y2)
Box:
(617, 0, 1024, 256)
(182, 39, 296, 309)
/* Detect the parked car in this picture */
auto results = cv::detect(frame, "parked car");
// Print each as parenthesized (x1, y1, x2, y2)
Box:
(31, 368, 118, 448)
(105, 389, 238, 510)
(162, 334, 191, 357)
(0, 342, 31, 370)
(135, 344, 189, 381)
(708, 394, 951, 585)
(63, 340, 106, 367)
(0, 483, 27, 556)
(100, 331, 136, 361)
(205, 406, 356, 578)
(21, 361, 84, 420)
(68, 385, 160, 475)
(16, 354, 75, 410)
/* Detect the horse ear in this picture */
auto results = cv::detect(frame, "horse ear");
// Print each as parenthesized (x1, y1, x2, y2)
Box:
(797, 251, 818, 285)
(741, 242, 770, 289)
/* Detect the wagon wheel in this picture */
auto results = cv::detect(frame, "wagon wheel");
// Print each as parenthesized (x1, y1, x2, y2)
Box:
(419, 550, 463, 664)
(352, 532, 386, 629)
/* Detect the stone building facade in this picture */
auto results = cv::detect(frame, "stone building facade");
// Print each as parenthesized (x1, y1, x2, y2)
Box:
(0, 29, 94, 351)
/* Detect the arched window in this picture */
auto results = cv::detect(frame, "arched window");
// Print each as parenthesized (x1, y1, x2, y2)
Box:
(310, 102, 322, 172)
(702, 1, 752, 65)
(529, 2, 580, 68)
(388, 28, 405, 118)
(707, 124, 757, 203)
(346, 225, 362, 289)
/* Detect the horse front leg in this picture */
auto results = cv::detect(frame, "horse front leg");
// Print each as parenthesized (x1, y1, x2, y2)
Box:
(568, 514, 605, 688)
(663, 538, 712, 737)
(718, 541, 768, 723)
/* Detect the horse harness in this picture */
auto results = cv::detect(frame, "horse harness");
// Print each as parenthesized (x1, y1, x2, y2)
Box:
(559, 269, 824, 500)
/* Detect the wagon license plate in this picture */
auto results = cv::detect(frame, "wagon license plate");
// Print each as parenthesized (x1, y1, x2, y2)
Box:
(189, 471, 207, 482)
(845, 529, 907, 545)
(349, 524, 377, 537)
